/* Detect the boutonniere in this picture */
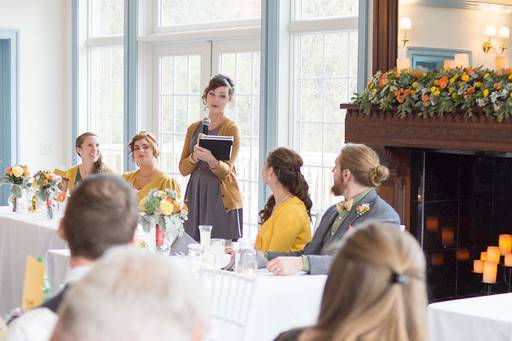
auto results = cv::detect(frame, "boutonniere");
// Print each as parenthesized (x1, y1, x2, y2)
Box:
(355, 203, 370, 217)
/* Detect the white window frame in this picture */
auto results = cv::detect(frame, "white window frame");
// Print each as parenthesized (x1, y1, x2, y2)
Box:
(288, 3, 359, 214)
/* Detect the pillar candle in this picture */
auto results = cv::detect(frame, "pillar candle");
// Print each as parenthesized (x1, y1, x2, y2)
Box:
(480, 251, 488, 261)
(499, 234, 512, 255)
(487, 246, 501, 263)
(483, 261, 498, 284)
(473, 259, 484, 273)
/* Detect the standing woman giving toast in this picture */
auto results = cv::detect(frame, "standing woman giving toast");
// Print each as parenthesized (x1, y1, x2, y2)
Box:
(179, 74, 243, 241)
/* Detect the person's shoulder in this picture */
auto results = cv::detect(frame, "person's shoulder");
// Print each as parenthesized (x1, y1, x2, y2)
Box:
(187, 120, 202, 132)
(6, 307, 58, 341)
(280, 197, 308, 214)
(122, 170, 137, 180)
(274, 327, 305, 341)
(371, 194, 400, 223)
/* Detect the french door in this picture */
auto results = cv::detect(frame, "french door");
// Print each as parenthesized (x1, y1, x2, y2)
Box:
(152, 38, 261, 238)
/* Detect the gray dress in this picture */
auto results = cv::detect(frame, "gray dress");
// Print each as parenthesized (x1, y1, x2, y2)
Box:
(183, 124, 243, 241)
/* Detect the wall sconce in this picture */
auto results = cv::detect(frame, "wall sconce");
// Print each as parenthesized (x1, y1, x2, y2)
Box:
(483, 25, 510, 55)
(399, 17, 412, 47)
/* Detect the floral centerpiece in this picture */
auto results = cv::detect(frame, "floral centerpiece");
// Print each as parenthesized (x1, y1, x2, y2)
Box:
(139, 189, 188, 252)
(33, 170, 62, 219)
(353, 66, 512, 121)
(0, 165, 32, 212)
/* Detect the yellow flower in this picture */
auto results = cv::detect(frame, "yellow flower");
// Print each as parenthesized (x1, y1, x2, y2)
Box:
(372, 89, 377, 94)
(368, 82, 374, 89)
(461, 73, 470, 82)
(159, 200, 174, 215)
(434, 90, 441, 96)
(431, 86, 437, 92)
(475, 81, 482, 88)
(451, 93, 457, 99)
(483, 89, 489, 97)
(448, 88, 454, 94)
(449, 74, 458, 84)
(12, 166, 24, 177)
(508, 74, 512, 81)
(412, 82, 418, 88)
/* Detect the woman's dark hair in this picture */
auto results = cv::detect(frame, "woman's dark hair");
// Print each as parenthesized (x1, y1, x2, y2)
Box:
(258, 147, 312, 224)
(76, 132, 106, 174)
(201, 74, 235, 106)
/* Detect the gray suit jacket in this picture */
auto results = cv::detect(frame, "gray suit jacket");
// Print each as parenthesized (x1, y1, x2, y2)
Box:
(266, 188, 400, 275)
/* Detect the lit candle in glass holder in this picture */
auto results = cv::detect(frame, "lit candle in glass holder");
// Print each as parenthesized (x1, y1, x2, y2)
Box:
(487, 246, 501, 263)
(483, 261, 498, 284)
(443, 59, 456, 70)
(505, 254, 512, 267)
(499, 234, 512, 255)
(473, 259, 484, 273)
(480, 251, 488, 261)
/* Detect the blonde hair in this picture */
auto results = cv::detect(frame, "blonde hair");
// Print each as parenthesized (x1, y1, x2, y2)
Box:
(311, 221, 428, 341)
(128, 131, 160, 158)
(338, 143, 389, 187)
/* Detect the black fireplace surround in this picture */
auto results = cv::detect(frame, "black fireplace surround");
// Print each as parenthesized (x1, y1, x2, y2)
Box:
(411, 149, 512, 302)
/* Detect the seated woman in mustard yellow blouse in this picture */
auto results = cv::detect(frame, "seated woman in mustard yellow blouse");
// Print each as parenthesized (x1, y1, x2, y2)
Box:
(122, 131, 181, 204)
(255, 148, 312, 252)
(56, 132, 114, 192)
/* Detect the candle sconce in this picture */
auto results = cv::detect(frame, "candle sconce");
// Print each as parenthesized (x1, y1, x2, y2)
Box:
(473, 234, 512, 295)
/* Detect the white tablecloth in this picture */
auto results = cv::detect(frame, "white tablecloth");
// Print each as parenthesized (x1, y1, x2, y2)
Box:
(0, 207, 66, 315)
(47, 249, 70, 296)
(47, 251, 326, 341)
(429, 293, 512, 341)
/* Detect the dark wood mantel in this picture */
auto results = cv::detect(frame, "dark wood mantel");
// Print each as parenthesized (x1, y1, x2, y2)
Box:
(340, 103, 512, 227)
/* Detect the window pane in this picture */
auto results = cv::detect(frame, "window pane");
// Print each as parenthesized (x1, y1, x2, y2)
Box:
(300, 0, 358, 19)
(219, 50, 260, 238)
(296, 30, 357, 214)
(157, 54, 202, 184)
(90, 46, 124, 173)
(90, 0, 124, 37)
(160, 0, 260, 27)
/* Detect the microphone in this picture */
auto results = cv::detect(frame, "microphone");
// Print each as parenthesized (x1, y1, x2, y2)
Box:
(202, 117, 210, 135)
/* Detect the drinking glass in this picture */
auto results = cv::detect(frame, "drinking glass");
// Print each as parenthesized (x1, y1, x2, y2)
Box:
(210, 238, 226, 269)
(199, 225, 213, 249)
(187, 244, 202, 273)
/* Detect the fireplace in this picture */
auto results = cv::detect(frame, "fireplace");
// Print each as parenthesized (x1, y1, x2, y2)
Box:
(341, 104, 512, 301)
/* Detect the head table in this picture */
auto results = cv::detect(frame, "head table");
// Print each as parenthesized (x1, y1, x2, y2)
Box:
(0, 206, 326, 340)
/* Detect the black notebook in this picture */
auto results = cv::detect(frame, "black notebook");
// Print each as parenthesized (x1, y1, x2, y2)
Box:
(198, 135, 234, 161)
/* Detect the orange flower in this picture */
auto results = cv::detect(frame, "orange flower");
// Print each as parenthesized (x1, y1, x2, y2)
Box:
(404, 89, 412, 96)
(421, 94, 430, 102)
(5, 167, 12, 176)
(495, 82, 502, 90)
(394, 89, 405, 104)
(438, 76, 448, 90)
(466, 87, 475, 95)
(413, 70, 422, 79)
(378, 79, 387, 88)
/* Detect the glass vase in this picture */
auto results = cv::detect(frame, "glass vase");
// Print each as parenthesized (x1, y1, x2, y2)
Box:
(44, 199, 56, 220)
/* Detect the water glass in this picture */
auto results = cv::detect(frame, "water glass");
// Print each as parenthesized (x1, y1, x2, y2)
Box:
(238, 248, 257, 274)
(210, 238, 226, 269)
(187, 244, 202, 273)
(199, 225, 213, 250)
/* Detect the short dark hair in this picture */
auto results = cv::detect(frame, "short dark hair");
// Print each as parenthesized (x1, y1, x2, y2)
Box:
(63, 174, 138, 259)
(201, 74, 235, 106)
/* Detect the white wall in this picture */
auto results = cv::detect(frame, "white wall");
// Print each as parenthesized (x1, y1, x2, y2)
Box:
(0, 0, 71, 171)
(399, 4, 512, 68)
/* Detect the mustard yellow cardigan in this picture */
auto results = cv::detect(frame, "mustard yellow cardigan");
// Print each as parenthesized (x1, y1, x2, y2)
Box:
(178, 117, 243, 211)
(255, 196, 312, 252)
(122, 169, 181, 204)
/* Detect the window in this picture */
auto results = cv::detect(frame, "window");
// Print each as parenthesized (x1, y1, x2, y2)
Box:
(150, 32, 261, 238)
(159, 0, 260, 27)
(78, 0, 124, 173)
(291, 1, 359, 215)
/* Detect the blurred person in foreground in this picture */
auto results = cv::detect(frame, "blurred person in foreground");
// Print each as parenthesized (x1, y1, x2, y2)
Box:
(6, 174, 139, 341)
(275, 221, 428, 341)
(50, 247, 208, 341)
